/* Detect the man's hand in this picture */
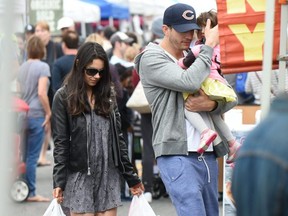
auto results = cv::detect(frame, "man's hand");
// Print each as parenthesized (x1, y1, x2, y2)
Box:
(204, 19, 219, 48)
(185, 89, 217, 112)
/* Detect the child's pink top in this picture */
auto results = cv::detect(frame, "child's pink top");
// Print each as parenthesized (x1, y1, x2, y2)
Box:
(192, 44, 226, 84)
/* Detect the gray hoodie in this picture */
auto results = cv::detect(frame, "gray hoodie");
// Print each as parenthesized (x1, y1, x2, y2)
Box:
(135, 42, 233, 158)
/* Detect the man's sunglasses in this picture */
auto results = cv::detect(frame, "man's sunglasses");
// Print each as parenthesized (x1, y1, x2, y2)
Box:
(85, 68, 105, 77)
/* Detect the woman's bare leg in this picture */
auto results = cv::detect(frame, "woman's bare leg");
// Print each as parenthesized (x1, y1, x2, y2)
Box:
(37, 126, 51, 165)
(71, 213, 94, 216)
(96, 208, 117, 216)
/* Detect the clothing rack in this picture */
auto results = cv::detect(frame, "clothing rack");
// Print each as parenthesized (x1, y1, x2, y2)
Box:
(261, 0, 288, 118)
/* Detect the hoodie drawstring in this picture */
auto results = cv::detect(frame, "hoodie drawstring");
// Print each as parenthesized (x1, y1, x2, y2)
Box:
(198, 153, 211, 183)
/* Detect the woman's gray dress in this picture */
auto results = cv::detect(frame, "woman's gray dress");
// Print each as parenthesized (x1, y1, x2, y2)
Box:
(62, 112, 121, 213)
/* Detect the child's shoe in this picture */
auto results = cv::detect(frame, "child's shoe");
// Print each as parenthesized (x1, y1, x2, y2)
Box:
(197, 129, 218, 154)
(226, 141, 241, 164)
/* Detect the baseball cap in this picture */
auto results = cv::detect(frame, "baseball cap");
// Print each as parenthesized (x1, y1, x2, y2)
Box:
(163, 3, 200, 32)
(110, 31, 134, 47)
(151, 17, 164, 38)
(57, 17, 74, 30)
(24, 24, 35, 34)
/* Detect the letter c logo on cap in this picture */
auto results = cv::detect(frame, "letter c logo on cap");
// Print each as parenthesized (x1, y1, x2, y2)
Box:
(182, 10, 194, 20)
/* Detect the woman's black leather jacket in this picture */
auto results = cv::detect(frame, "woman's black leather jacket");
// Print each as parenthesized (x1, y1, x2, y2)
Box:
(52, 86, 141, 190)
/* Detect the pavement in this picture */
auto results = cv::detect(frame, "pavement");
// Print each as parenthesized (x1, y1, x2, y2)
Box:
(8, 151, 225, 216)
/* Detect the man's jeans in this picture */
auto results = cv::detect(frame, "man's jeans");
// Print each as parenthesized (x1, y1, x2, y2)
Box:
(157, 153, 219, 216)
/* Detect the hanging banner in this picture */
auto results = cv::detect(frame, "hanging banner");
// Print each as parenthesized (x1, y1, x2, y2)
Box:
(217, 0, 281, 74)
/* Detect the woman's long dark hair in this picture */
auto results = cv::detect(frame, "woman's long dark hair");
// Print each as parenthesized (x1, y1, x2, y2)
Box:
(64, 42, 113, 116)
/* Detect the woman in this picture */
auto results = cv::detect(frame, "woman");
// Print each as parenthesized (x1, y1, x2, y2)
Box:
(17, 35, 51, 202)
(52, 42, 144, 216)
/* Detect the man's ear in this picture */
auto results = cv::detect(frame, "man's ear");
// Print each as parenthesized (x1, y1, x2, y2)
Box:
(61, 42, 66, 52)
(162, 25, 170, 36)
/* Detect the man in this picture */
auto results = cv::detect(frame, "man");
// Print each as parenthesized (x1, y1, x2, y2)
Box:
(135, 3, 231, 215)
(52, 30, 79, 93)
(109, 31, 134, 68)
(56, 17, 76, 58)
(57, 16, 75, 37)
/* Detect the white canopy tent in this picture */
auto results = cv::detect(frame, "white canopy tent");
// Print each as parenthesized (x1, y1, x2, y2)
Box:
(63, 0, 101, 38)
(127, 0, 217, 16)
(0, 0, 101, 33)
(63, 0, 101, 23)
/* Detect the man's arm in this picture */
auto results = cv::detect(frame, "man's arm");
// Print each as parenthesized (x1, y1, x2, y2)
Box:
(185, 89, 237, 114)
(185, 89, 217, 112)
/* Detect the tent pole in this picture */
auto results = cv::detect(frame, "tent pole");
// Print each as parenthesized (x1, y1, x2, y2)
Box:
(109, 16, 113, 27)
(81, 22, 86, 39)
(261, 0, 276, 119)
(278, 4, 288, 91)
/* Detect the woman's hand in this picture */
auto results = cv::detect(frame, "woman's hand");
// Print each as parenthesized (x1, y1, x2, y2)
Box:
(42, 113, 51, 132)
(130, 183, 145, 196)
(53, 187, 64, 203)
(185, 89, 217, 112)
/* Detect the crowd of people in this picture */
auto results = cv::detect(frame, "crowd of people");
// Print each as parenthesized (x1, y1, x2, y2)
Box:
(11, 12, 155, 215)
(8, 2, 288, 216)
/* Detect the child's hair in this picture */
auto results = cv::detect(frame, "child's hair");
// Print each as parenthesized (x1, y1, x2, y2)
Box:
(197, 10, 218, 28)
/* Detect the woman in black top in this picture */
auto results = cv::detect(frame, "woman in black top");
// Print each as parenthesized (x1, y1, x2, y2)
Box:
(52, 42, 144, 216)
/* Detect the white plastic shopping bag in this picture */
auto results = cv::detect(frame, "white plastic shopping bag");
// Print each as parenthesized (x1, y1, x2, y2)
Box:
(128, 194, 157, 216)
(43, 198, 66, 216)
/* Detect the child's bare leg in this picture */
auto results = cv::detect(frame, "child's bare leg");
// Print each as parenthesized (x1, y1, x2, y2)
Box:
(185, 109, 217, 153)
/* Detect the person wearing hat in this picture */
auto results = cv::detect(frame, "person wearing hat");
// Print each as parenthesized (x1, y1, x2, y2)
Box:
(52, 30, 79, 93)
(22, 24, 35, 61)
(24, 24, 35, 42)
(55, 17, 76, 59)
(57, 17, 75, 37)
(150, 16, 164, 44)
(135, 3, 228, 215)
(109, 31, 135, 68)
